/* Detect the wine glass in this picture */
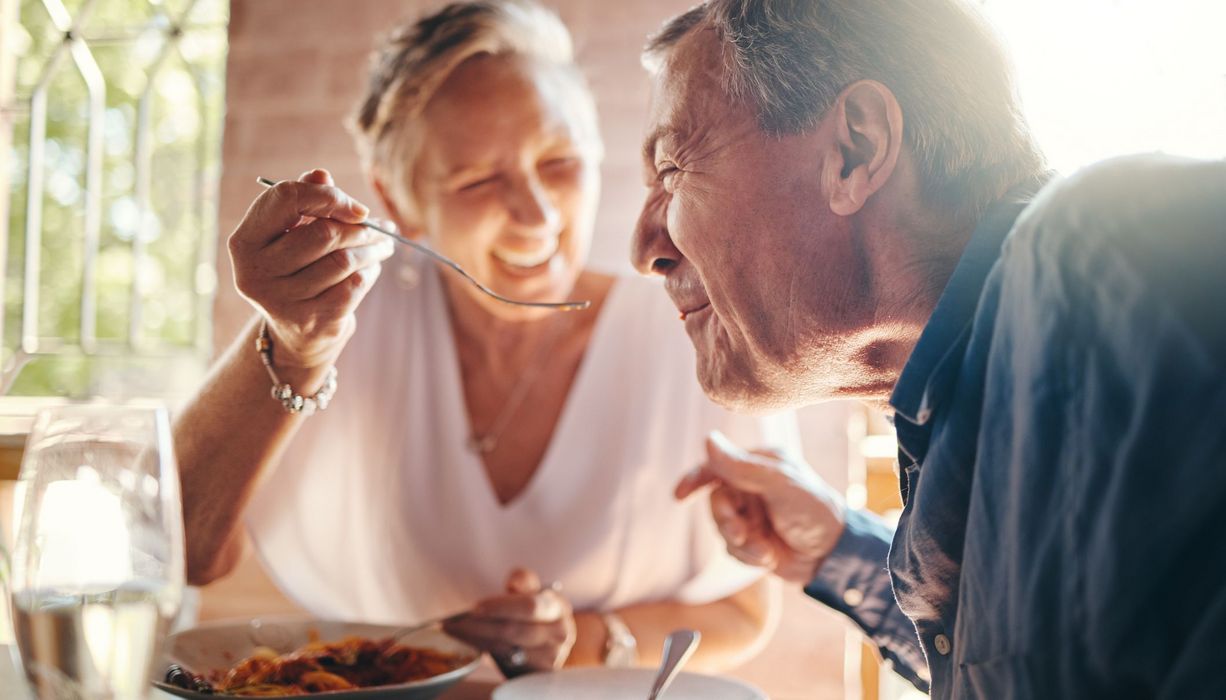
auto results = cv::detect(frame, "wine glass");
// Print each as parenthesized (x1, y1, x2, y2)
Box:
(8, 404, 184, 700)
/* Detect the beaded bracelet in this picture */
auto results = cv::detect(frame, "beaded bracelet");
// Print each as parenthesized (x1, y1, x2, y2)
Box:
(255, 319, 338, 415)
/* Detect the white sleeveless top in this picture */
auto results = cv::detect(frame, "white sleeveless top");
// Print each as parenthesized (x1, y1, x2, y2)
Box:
(246, 255, 800, 624)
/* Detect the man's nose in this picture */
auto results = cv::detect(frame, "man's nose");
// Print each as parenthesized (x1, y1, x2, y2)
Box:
(631, 193, 681, 276)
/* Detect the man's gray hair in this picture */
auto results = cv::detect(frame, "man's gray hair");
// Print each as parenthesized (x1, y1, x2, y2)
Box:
(350, 0, 600, 222)
(644, 0, 1045, 213)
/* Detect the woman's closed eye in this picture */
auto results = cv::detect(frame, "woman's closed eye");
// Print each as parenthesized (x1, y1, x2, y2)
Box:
(539, 156, 582, 180)
(458, 173, 500, 193)
(540, 155, 579, 169)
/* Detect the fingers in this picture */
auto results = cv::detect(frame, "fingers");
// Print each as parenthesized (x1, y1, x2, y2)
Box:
(475, 590, 566, 623)
(727, 534, 783, 569)
(710, 484, 751, 547)
(261, 217, 384, 277)
(443, 615, 570, 649)
(446, 570, 574, 674)
(298, 168, 334, 186)
(505, 568, 542, 596)
(676, 430, 776, 501)
(675, 465, 720, 500)
(723, 496, 782, 569)
(701, 430, 779, 494)
(749, 446, 790, 461)
(710, 485, 781, 568)
(305, 261, 383, 320)
(274, 240, 393, 301)
(232, 179, 369, 251)
(486, 640, 564, 675)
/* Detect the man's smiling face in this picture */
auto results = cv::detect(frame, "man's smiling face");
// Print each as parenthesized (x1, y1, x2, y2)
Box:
(632, 27, 878, 412)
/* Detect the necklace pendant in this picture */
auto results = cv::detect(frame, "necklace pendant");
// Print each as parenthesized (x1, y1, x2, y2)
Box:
(468, 434, 497, 454)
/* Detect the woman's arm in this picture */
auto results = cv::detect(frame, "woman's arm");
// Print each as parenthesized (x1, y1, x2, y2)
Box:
(176, 170, 390, 586)
(443, 571, 777, 675)
(175, 316, 332, 585)
(567, 577, 778, 672)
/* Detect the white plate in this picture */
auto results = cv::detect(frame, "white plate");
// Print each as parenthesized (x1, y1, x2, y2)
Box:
(154, 616, 481, 700)
(492, 667, 766, 700)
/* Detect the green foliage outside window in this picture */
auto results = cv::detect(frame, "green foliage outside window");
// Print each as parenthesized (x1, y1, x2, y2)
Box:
(4, 0, 227, 400)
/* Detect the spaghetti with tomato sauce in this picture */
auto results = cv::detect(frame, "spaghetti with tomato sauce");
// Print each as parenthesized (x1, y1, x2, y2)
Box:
(211, 635, 465, 696)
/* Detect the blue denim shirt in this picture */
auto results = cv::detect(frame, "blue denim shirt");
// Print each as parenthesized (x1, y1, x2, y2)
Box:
(805, 155, 1226, 698)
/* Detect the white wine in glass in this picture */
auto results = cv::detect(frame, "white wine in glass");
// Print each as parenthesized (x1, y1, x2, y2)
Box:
(8, 405, 184, 700)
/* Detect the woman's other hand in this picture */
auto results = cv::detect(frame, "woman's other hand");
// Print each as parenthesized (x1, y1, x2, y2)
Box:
(229, 168, 394, 369)
(443, 568, 577, 676)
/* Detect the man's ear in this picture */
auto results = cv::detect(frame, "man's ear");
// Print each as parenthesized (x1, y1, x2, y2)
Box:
(824, 80, 904, 217)
(369, 173, 423, 239)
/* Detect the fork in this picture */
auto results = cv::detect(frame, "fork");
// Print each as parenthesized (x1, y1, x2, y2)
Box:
(246, 612, 470, 653)
(257, 177, 591, 312)
(390, 610, 470, 641)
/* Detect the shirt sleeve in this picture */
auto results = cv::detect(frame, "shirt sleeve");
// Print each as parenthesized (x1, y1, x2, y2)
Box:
(804, 508, 930, 693)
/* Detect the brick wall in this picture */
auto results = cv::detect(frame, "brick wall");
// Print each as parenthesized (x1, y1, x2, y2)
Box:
(213, 2, 849, 697)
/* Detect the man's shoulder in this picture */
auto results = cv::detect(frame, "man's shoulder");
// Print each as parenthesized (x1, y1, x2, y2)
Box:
(994, 154, 1226, 361)
(1007, 154, 1226, 258)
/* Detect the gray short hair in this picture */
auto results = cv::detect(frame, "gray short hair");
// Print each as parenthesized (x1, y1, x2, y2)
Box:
(644, 0, 1045, 214)
(350, 0, 600, 221)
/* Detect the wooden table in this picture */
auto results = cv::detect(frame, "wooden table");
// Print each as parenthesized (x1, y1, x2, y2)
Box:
(438, 661, 503, 699)
(439, 677, 500, 699)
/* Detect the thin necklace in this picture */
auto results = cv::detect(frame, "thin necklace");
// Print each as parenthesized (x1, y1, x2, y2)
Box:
(466, 314, 569, 455)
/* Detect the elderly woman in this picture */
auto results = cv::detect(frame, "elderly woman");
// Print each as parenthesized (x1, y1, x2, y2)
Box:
(176, 0, 797, 674)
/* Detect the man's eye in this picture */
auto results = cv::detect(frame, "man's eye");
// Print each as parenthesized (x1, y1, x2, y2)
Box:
(656, 165, 680, 190)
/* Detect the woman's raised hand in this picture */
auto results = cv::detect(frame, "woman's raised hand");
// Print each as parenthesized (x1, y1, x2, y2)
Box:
(444, 568, 577, 676)
(229, 168, 394, 369)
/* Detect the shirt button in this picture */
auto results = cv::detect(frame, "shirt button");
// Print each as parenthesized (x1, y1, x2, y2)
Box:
(934, 633, 951, 656)
(843, 588, 865, 607)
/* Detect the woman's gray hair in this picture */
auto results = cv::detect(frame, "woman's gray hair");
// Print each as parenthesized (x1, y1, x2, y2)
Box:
(644, 0, 1045, 214)
(350, 0, 600, 221)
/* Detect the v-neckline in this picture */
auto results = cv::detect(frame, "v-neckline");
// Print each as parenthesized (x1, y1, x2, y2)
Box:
(433, 269, 624, 512)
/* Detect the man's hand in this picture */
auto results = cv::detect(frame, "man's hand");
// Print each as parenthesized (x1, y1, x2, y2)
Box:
(676, 431, 847, 583)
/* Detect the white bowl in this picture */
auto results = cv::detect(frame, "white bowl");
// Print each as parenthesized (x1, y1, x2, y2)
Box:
(493, 667, 766, 700)
(154, 616, 481, 700)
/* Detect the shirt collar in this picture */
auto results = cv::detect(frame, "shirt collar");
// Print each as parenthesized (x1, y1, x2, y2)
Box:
(889, 174, 1054, 427)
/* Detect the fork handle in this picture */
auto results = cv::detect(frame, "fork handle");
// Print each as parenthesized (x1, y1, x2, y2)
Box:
(393, 610, 469, 640)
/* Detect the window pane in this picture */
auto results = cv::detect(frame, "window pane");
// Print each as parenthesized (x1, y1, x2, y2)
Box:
(5, 0, 227, 400)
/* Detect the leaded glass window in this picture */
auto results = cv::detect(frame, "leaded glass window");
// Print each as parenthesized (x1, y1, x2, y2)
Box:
(2, 0, 228, 400)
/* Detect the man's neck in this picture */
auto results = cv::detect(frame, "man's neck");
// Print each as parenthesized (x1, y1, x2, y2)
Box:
(849, 191, 980, 404)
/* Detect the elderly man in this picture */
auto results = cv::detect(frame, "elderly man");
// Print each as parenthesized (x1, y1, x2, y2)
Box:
(633, 0, 1226, 697)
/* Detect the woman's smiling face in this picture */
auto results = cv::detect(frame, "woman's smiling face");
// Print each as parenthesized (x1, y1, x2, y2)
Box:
(407, 52, 601, 320)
